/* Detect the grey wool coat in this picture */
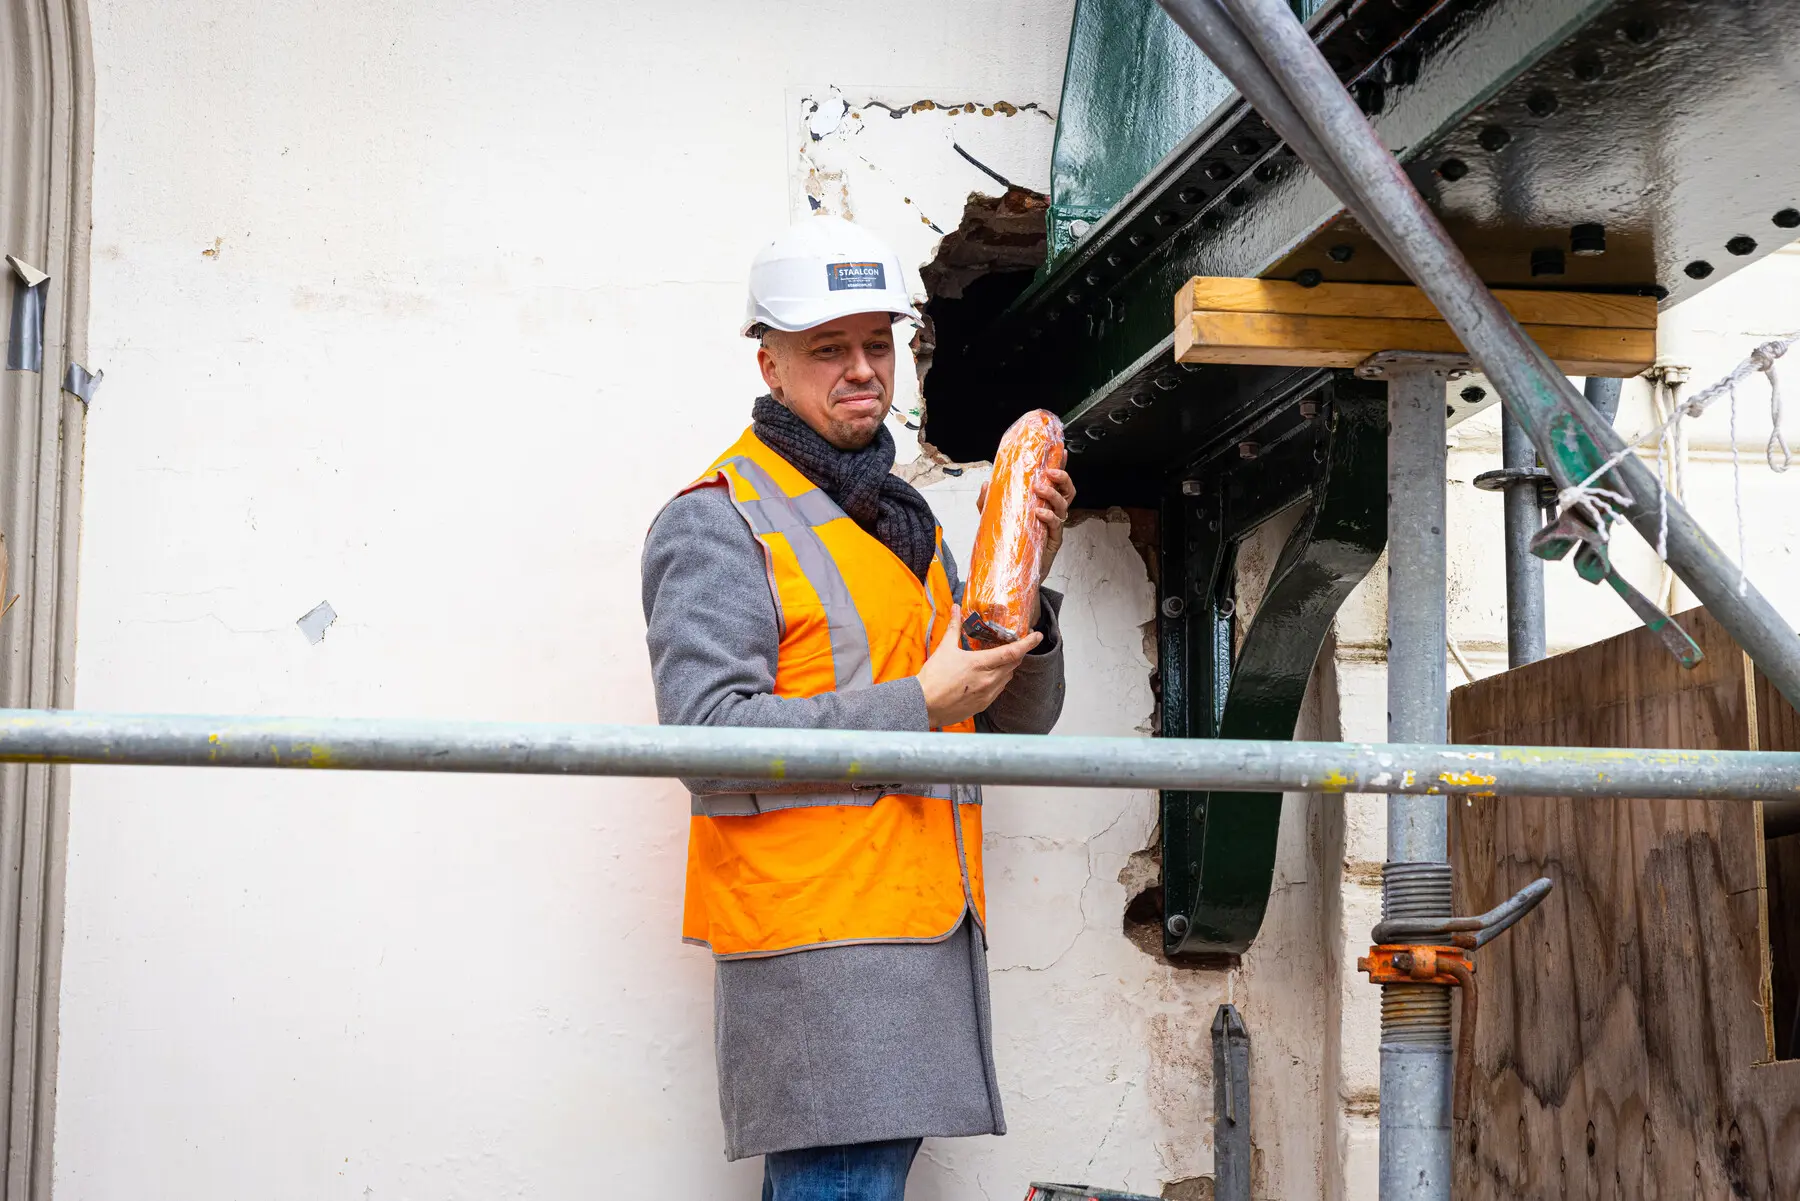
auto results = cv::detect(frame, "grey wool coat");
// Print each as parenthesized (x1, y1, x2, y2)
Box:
(641, 473, 1066, 1161)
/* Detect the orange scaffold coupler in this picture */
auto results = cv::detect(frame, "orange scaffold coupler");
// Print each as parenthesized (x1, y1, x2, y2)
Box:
(962, 409, 1067, 648)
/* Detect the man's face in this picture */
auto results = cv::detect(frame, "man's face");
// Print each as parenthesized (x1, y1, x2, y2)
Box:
(757, 311, 898, 450)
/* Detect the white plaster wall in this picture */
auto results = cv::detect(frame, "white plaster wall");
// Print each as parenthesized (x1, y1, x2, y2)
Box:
(58, 3, 1347, 1199)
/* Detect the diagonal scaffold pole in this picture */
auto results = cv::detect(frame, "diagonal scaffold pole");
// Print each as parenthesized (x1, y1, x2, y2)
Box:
(1157, 0, 1800, 712)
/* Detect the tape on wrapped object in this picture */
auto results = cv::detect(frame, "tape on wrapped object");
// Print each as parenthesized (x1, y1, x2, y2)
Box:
(962, 409, 1066, 648)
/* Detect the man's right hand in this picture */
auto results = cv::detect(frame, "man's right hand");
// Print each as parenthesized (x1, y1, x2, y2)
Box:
(918, 605, 1043, 728)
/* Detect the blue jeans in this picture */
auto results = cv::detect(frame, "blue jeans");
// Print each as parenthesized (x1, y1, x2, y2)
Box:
(762, 1138, 922, 1201)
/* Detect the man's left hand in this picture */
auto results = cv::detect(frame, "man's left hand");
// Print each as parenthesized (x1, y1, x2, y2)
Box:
(975, 465, 1076, 631)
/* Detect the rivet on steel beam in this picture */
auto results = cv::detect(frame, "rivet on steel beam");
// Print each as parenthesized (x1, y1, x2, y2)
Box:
(1231, 138, 1259, 156)
(1067, 441, 1085, 455)
(1574, 53, 1605, 82)
(1355, 80, 1385, 115)
(1085, 426, 1105, 441)
(1065, 290, 1083, 305)
(1728, 235, 1758, 256)
(1296, 268, 1323, 288)
(1527, 89, 1559, 118)
(1161, 597, 1186, 619)
(1686, 260, 1715, 279)
(1044, 307, 1062, 322)
(1154, 374, 1180, 391)
(1178, 187, 1205, 204)
(1129, 393, 1153, 408)
(1571, 223, 1606, 256)
(1253, 162, 1279, 183)
(1446, 405, 1457, 419)
(1109, 409, 1131, 425)
(1181, 479, 1204, 496)
(1439, 158, 1469, 181)
(1642, 285, 1669, 301)
(1154, 211, 1179, 226)
(1479, 126, 1512, 152)
(1328, 244, 1355, 263)
(1774, 209, 1800, 229)
(1226, 187, 1250, 207)
(1531, 248, 1565, 276)
(1206, 162, 1234, 181)
(1128, 233, 1149, 248)
(1460, 386, 1487, 404)
(1622, 19, 1657, 45)
(1201, 212, 1225, 232)
(1106, 252, 1125, 268)
(1238, 441, 1260, 460)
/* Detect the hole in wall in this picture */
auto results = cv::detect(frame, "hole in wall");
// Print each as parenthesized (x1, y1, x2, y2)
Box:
(915, 186, 1049, 462)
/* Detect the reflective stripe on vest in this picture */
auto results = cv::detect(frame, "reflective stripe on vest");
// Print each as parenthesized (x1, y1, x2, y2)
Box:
(671, 427, 985, 959)
(722, 455, 873, 692)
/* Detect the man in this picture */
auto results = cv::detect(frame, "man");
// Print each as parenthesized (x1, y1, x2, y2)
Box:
(640, 216, 1075, 1200)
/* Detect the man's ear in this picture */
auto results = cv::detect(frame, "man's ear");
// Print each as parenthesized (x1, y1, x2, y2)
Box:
(756, 341, 784, 402)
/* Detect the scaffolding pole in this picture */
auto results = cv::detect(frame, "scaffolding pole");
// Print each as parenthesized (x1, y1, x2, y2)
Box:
(0, 709, 1794, 798)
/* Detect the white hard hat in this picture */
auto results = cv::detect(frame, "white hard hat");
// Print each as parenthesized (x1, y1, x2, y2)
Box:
(741, 216, 921, 337)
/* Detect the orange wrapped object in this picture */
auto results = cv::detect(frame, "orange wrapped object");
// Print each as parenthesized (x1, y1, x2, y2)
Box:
(962, 409, 1067, 648)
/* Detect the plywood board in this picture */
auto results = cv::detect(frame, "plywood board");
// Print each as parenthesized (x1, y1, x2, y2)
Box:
(1449, 608, 1800, 1200)
(1172, 277, 1657, 376)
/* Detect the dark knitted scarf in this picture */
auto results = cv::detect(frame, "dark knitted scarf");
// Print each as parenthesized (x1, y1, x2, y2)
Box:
(751, 394, 937, 581)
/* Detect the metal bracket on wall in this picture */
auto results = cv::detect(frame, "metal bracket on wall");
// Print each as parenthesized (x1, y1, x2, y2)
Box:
(1160, 371, 1386, 956)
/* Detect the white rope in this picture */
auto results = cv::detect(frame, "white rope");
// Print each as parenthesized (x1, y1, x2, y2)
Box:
(1731, 380, 1747, 595)
(1551, 334, 1800, 580)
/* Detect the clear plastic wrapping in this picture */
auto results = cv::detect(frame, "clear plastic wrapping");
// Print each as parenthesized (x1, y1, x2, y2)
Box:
(962, 409, 1067, 648)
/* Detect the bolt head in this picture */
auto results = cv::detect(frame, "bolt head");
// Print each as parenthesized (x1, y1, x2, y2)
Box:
(1299, 400, 1321, 419)
(1165, 913, 1190, 938)
(1531, 247, 1566, 277)
(1180, 479, 1204, 496)
(1238, 441, 1260, 460)
(1570, 222, 1606, 256)
(1161, 596, 1186, 619)
(1296, 268, 1324, 288)
(1328, 244, 1355, 263)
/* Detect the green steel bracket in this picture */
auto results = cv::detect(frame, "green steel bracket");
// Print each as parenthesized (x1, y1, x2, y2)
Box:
(1160, 373, 1386, 957)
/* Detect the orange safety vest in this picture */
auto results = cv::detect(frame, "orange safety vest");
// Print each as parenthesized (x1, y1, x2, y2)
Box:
(672, 428, 984, 959)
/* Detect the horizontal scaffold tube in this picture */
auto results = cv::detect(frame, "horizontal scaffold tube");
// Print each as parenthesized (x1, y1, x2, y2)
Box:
(0, 710, 1795, 799)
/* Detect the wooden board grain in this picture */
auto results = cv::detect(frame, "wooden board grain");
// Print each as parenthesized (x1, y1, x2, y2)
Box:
(1177, 277, 1659, 327)
(1449, 608, 1800, 1200)
(1172, 310, 1655, 376)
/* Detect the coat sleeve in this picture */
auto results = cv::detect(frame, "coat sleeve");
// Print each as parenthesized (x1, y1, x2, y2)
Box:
(641, 484, 931, 795)
(971, 581, 1068, 736)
